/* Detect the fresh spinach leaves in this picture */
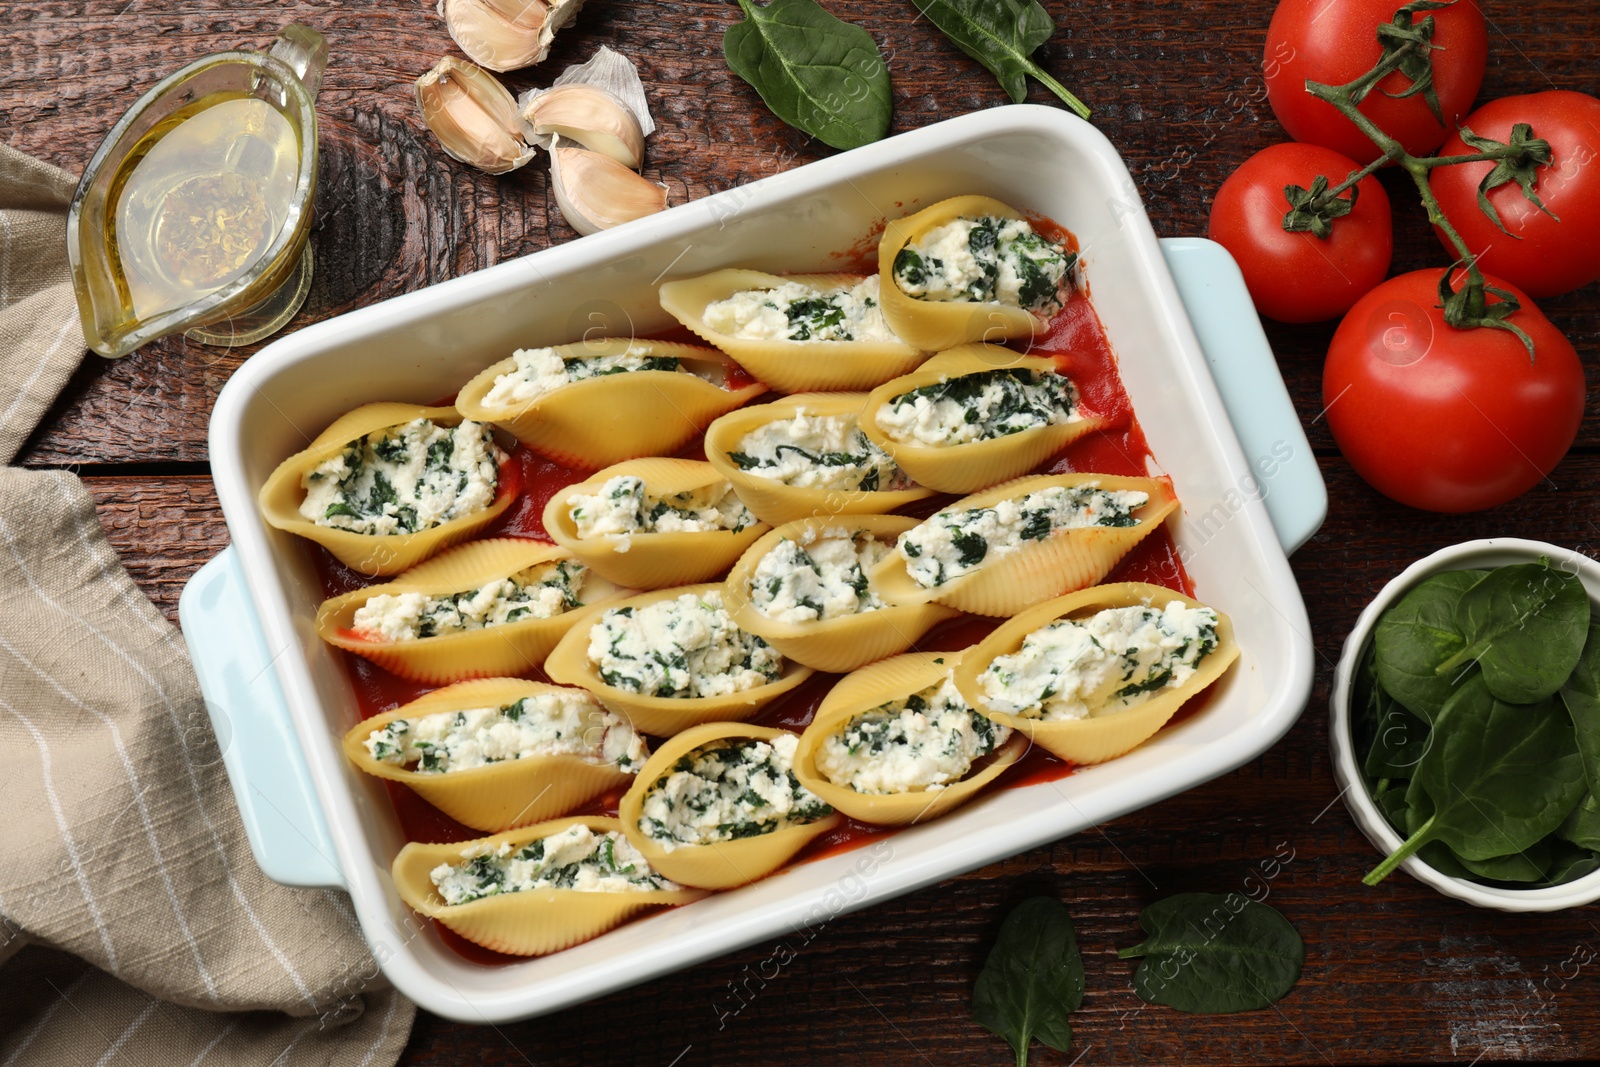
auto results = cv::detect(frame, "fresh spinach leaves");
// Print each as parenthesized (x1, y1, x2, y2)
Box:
(723, 0, 892, 150)
(1372, 568, 1479, 721)
(972, 897, 1083, 1066)
(1118, 893, 1303, 1014)
(1559, 621, 1600, 795)
(1437, 561, 1589, 703)
(911, 0, 1091, 120)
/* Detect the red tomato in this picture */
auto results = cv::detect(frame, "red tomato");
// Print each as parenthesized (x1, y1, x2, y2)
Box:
(1428, 91, 1600, 298)
(1322, 269, 1584, 513)
(1208, 142, 1393, 322)
(1264, 0, 1487, 162)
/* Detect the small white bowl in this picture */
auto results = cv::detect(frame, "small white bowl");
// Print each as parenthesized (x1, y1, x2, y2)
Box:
(1330, 537, 1600, 912)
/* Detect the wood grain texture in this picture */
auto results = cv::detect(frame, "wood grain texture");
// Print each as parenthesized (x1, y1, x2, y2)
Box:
(8, 0, 1600, 1063)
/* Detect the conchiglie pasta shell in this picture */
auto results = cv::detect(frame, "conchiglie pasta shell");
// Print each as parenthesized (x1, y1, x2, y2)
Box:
(878, 196, 1053, 352)
(951, 583, 1241, 765)
(259, 403, 512, 576)
(392, 816, 707, 956)
(343, 679, 643, 831)
(793, 653, 1027, 825)
(658, 269, 928, 392)
(543, 459, 769, 588)
(861, 346, 1107, 494)
(703, 393, 936, 527)
(869, 473, 1179, 617)
(618, 723, 841, 889)
(316, 539, 631, 684)
(543, 583, 814, 736)
(456, 338, 765, 470)
(723, 515, 960, 673)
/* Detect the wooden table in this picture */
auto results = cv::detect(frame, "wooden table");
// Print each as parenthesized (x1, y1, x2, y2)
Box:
(6, 1, 1600, 1062)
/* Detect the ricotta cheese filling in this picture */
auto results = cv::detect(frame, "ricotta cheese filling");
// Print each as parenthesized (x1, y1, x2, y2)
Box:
(351, 560, 588, 642)
(816, 679, 1012, 795)
(364, 690, 646, 773)
(747, 527, 892, 624)
(980, 600, 1221, 721)
(565, 475, 756, 543)
(482, 345, 695, 408)
(729, 409, 912, 492)
(588, 589, 783, 699)
(299, 417, 502, 537)
(636, 733, 832, 850)
(898, 484, 1148, 588)
(702, 275, 901, 343)
(892, 216, 1073, 314)
(431, 824, 676, 904)
(876, 368, 1081, 447)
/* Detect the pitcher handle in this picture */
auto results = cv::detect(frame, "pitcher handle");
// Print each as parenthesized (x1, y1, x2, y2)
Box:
(268, 24, 328, 102)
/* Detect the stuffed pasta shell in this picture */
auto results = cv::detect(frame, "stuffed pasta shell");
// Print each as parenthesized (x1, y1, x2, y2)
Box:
(870, 472, 1178, 616)
(259, 402, 512, 576)
(618, 722, 839, 889)
(658, 268, 927, 392)
(544, 458, 767, 588)
(392, 816, 705, 956)
(877, 195, 1076, 352)
(457, 337, 764, 469)
(951, 583, 1240, 764)
(861, 345, 1106, 493)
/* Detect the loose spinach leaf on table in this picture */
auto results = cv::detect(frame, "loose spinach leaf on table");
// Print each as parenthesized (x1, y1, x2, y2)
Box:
(910, 0, 1091, 120)
(972, 896, 1083, 1067)
(1373, 569, 1482, 721)
(1117, 893, 1303, 1014)
(1364, 675, 1586, 885)
(1559, 621, 1600, 795)
(724, 0, 893, 150)
(1436, 560, 1590, 704)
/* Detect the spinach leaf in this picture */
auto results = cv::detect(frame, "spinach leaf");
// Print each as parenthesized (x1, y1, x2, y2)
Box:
(1458, 838, 1553, 883)
(1362, 692, 1432, 780)
(1372, 569, 1481, 722)
(724, 0, 892, 150)
(1375, 784, 1412, 834)
(1559, 621, 1600, 795)
(1540, 840, 1600, 887)
(910, 0, 1091, 119)
(1557, 791, 1600, 851)
(1364, 675, 1586, 885)
(1117, 893, 1303, 1014)
(972, 897, 1082, 1066)
(1437, 560, 1590, 704)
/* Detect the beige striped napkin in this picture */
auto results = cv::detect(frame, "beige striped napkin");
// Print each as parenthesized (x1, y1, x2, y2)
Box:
(0, 143, 414, 1064)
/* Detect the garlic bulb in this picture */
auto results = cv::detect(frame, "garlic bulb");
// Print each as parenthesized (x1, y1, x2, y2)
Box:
(437, 0, 586, 73)
(415, 56, 537, 175)
(524, 84, 645, 169)
(549, 136, 667, 235)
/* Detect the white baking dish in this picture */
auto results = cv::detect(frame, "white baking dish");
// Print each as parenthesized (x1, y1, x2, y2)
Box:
(187, 105, 1324, 1023)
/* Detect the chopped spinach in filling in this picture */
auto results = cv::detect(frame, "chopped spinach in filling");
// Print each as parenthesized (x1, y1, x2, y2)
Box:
(588, 590, 783, 699)
(817, 679, 1012, 794)
(299, 417, 501, 537)
(352, 560, 587, 642)
(729, 409, 911, 493)
(877, 368, 1081, 447)
(748, 529, 891, 624)
(483, 346, 689, 408)
(898, 484, 1148, 588)
(566, 475, 756, 540)
(701, 276, 902, 344)
(430, 824, 676, 905)
(636, 733, 832, 850)
(980, 601, 1220, 721)
(365, 691, 646, 773)
(893, 216, 1074, 314)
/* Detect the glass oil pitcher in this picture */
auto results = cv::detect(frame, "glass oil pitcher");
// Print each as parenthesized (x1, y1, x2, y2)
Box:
(67, 24, 327, 358)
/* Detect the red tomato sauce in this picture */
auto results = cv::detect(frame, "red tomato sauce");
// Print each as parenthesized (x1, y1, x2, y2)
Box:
(309, 254, 1207, 964)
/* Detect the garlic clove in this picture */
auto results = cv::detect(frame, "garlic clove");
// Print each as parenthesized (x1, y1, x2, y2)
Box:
(524, 84, 646, 170)
(437, 0, 585, 72)
(415, 56, 537, 175)
(549, 137, 667, 235)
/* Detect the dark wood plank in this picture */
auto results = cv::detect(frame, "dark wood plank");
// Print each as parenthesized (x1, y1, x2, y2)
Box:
(84, 474, 225, 626)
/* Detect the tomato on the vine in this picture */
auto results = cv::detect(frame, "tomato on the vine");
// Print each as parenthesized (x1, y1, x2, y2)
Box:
(1322, 269, 1584, 513)
(1428, 91, 1600, 298)
(1264, 0, 1487, 162)
(1208, 142, 1392, 322)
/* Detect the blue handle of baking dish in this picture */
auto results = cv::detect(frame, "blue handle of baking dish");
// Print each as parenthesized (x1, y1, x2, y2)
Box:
(179, 549, 345, 889)
(1159, 237, 1326, 554)
(178, 238, 1317, 893)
